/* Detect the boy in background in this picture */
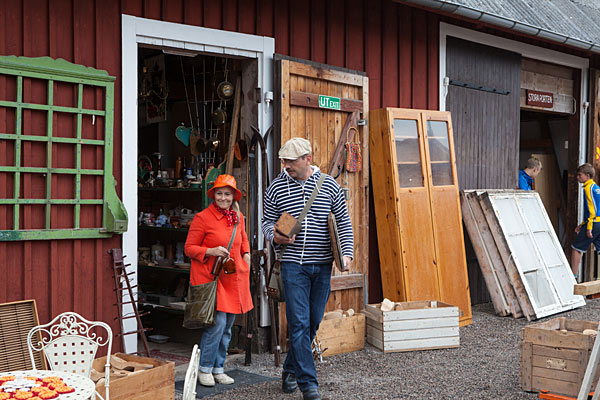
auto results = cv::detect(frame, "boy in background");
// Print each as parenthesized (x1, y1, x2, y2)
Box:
(570, 163, 600, 278)
(518, 156, 542, 190)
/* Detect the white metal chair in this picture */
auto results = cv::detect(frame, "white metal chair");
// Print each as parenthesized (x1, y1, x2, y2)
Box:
(183, 344, 201, 400)
(27, 311, 112, 400)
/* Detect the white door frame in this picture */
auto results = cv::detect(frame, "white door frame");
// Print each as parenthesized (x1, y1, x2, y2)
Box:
(121, 14, 274, 353)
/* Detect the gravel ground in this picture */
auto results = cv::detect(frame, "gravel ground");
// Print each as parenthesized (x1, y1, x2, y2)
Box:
(185, 300, 600, 399)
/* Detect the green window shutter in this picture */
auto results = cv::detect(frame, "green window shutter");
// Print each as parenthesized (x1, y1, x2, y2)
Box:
(0, 55, 127, 241)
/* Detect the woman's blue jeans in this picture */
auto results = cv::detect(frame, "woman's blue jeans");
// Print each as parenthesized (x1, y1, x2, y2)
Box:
(281, 261, 332, 393)
(199, 311, 236, 374)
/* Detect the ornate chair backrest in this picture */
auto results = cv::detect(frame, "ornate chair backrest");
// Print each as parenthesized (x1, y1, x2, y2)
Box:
(183, 344, 200, 400)
(27, 312, 112, 379)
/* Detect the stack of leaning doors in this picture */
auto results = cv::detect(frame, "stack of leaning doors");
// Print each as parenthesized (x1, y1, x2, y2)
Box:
(461, 190, 585, 320)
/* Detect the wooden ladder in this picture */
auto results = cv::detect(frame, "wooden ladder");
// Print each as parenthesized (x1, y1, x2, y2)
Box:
(109, 248, 151, 357)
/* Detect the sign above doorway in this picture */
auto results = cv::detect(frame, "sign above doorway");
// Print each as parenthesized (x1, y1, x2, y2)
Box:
(526, 89, 554, 108)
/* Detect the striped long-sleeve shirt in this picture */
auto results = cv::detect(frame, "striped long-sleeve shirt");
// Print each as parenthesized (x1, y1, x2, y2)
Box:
(582, 179, 600, 230)
(262, 167, 354, 264)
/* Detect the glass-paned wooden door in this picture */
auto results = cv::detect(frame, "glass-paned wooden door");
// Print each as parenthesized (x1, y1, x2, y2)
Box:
(421, 111, 472, 325)
(387, 109, 439, 301)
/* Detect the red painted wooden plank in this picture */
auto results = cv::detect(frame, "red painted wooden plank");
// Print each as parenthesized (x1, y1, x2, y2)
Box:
(310, 0, 326, 64)
(2, 1, 23, 55)
(274, 0, 289, 55)
(50, 240, 59, 315)
(74, 0, 96, 67)
(256, 0, 273, 37)
(143, 0, 161, 20)
(427, 12, 439, 110)
(203, 0, 221, 29)
(290, 0, 309, 60)
(398, 5, 412, 108)
(382, 0, 398, 107)
(411, 9, 428, 109)
(365, 0, 382, 109)
(345, 0, 363, 71)
(222, 0, 237, 31)
(121, 0, 143, 17)
(183, 0, 203, 26)
(326, 0, 344, 67)
(162, 0, 183, 23)
(238, 0, 255, 34)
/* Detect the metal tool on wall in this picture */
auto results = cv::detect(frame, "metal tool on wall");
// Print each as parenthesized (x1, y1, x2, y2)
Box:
(225, 76, 242, 176)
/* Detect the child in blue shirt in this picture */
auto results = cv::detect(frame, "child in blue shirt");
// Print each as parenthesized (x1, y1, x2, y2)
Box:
(518, 156, 542, 190)
(571, 163, 600, 278)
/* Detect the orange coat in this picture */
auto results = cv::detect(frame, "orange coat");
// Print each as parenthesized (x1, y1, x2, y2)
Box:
(184, 204, 253, 314)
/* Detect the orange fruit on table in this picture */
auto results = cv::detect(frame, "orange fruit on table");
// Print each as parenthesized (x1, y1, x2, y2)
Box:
(14, 390, 34, 399)
(38, 390, 58, 399)
(55, 385, 75, 394)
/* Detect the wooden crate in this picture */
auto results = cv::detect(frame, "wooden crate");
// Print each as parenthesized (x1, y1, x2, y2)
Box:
(316, 313, 365, 357)
(92, 353, 174, 400)
(521, 317, 600, 397)
(364, 300, 460, 353)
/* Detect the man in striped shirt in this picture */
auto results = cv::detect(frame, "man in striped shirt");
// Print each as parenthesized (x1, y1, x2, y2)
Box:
(262, 137, 353, 400)
(571, 163, 600, 279)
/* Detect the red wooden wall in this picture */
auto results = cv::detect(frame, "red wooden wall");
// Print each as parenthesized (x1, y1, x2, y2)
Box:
(0, 0, 441, 333)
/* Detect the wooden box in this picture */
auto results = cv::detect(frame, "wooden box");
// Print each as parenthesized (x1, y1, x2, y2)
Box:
(521, 317, 600, 397)
(364, 300, 460, 353)
(92, 353, 175, 400)
(316, 313, 365, 357)
(274, 211, 298, 237)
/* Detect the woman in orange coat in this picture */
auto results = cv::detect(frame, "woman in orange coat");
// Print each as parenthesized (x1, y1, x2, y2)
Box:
(184, 174, 252, 387)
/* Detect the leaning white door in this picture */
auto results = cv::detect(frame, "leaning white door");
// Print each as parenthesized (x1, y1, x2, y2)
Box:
(488, 192, 585, 318)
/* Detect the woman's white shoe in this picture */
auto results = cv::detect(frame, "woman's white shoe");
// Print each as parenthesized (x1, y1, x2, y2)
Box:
(213, 373, 235, 385)
(198, 372, 215, 387)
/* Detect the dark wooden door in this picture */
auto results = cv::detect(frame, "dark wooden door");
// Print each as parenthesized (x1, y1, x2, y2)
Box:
(445, 37, 521, 304)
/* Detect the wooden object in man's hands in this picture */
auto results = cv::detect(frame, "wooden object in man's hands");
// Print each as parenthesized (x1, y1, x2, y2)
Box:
(275, 212, 299, 238)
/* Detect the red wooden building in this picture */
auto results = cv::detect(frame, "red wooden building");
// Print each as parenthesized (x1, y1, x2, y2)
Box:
(2, 0, 600, 353)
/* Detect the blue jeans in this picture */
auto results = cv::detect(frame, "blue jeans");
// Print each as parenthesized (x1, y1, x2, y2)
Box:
(281, 261, 332, 393)
(199, 311, 236, 374)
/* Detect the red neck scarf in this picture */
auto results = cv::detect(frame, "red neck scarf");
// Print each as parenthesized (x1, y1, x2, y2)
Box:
(213, 202, 238, 226)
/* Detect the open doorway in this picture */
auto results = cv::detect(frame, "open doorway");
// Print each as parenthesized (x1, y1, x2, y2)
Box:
(135, 47, 259, 351)
(519, 110, 570, 245)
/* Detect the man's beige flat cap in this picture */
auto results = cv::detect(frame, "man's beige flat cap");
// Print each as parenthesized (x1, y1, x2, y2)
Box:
(278, 137, 312, 160)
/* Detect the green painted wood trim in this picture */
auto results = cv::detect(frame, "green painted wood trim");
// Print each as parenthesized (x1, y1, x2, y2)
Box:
(0, 134, 104, 146)
(102, 82, 128, 234)
(75, 83, 83, 229)
(0, 199, 103, 205)
(0, 166, 103, 175)
(0, 100, 106, 116)
(45, 80, 53, 229)
(13, 76, 22, 230)
(0, 229, 112, 241)
(0, 56, 127, 241)
(0, 56, 115, 83)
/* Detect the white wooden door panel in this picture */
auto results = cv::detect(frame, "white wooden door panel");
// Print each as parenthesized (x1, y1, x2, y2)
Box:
(488, 192, 585, 319)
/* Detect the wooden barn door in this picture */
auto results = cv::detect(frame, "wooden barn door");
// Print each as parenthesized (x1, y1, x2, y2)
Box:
(274, 56, 369, 351)
(445, 37, 521, 304)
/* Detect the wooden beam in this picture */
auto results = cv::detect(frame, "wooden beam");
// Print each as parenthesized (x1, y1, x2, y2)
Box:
(574, 280, 600, 296)
(331, 273, 364, 291)
(290, 90, 363, 113)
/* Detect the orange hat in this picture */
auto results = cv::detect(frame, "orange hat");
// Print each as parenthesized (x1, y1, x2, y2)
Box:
(207, 174, 242, 201)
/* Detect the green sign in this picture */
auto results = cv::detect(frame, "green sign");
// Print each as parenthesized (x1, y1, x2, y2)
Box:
(318, 95, 341, 110)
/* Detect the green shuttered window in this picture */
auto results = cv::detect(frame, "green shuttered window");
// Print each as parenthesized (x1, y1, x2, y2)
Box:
(0, 56, 127, 241)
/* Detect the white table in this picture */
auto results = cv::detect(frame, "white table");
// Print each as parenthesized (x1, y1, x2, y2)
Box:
(0, 370, 95, 400)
